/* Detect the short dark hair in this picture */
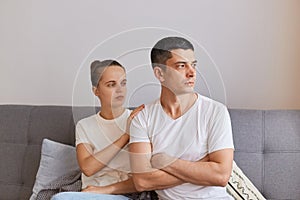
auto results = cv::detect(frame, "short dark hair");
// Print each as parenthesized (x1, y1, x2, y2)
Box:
(90, 59, 124, 87)
(150, 36, 194, 69)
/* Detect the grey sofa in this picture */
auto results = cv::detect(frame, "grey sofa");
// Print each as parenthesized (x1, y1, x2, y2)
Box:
(0, 105, 299, 200)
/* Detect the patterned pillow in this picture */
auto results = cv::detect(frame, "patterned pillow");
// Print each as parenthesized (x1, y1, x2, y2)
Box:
(226, 161, 266, 200)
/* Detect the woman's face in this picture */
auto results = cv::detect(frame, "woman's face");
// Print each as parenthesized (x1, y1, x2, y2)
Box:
(93, 65, 127, 109)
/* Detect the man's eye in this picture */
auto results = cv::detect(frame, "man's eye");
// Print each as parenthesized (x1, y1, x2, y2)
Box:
(192, 63, 197, 68)
(177, 64, 185, 69)
(107, 83, 115, 87)
(121, 81, 127, 86)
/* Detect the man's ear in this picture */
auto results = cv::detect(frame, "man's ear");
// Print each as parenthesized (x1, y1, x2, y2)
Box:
(153, 66, 165, 82)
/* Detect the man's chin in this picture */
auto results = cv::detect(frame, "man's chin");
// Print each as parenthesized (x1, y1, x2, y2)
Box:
(175, 89, 195, 96)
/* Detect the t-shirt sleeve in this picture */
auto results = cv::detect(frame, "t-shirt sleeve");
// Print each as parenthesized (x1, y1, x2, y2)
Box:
(75, 121, 90, 146)
(129, 109, 150, 144)
(208, 105, 234, 153)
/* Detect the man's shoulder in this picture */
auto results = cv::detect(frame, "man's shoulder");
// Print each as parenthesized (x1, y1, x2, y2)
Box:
(196, 94, 229, 119)
(197, 94, 227, 109)
(132, 99, 161, 123)
(140, 99, 160, 112)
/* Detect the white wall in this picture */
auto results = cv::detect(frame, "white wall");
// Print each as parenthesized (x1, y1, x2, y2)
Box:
(1, 0, 299, 109)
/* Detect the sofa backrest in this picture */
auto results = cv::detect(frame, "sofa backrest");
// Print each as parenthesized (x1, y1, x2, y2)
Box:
(229, 109, 300, 200)
(0, 106, 69, 199)
(0, 105, 96, 200)
(0, 105, 299, 200)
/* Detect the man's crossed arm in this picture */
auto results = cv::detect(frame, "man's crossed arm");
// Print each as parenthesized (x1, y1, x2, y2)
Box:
(129, 142, 233, 191)
(129, 142, 183, 191)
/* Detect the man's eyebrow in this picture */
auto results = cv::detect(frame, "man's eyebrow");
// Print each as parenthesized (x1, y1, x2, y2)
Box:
(174, 60, 197, 64)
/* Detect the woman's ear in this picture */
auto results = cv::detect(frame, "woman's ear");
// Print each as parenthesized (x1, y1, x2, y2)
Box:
(92, 86, 98, 96)
(153, 66, 165, 82)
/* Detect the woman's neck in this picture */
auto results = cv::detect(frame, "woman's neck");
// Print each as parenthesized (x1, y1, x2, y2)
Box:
(99, 106, 125, 120)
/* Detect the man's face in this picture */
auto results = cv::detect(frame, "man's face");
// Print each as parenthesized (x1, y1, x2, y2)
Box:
(162, 49, 197, 95)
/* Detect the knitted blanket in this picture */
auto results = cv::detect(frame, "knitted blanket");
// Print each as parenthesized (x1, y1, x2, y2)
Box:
(35, 169, 158, 200)
(36, 169, 82, 200)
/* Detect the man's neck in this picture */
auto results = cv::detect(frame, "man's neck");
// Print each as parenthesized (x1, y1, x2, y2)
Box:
(160, 89, 197, 120)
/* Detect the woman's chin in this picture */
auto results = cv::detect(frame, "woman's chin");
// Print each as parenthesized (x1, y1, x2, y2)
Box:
(111, 101, 125, 109)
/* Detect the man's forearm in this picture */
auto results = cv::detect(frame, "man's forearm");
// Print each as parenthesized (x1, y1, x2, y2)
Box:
(129, 142, 184, 191)
(153, 149, 234, 187)
(160, 159, 227, 186)
(132, 168, 183, 191)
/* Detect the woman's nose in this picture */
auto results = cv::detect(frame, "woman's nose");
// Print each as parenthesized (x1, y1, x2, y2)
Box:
(116, 84, 123, 92)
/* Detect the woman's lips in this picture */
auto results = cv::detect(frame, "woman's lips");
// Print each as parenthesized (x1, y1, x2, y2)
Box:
(115, 96, 125, 100)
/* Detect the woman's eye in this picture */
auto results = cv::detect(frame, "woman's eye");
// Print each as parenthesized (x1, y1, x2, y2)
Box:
(107, 83, 115, 87)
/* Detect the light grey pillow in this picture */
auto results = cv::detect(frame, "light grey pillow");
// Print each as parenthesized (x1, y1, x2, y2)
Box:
(30, 139, 79, 200)
(226, 161, 266, 200)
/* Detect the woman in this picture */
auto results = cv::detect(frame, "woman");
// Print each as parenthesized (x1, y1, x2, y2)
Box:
(51, 60, 144, 200)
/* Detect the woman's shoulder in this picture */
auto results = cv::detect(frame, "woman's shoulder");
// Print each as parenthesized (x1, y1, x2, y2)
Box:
(76, 113, 98, 126)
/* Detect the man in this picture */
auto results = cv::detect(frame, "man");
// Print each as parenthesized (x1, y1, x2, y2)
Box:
(129, 36, 234, 199)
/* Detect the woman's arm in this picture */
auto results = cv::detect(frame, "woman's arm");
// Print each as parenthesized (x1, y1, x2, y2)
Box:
(82, 177, 137, 194)
(77, 105, 144, 177)
(76, 133, 129, 177)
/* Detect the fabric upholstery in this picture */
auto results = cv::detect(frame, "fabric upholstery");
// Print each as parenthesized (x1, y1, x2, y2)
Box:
(0, 105, 299, 200)
(263, 111, 300, 199)
(229, 109, 300, 200)
(0, 106, 81, 200)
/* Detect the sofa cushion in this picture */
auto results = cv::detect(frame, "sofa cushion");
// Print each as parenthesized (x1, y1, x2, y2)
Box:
(263, 111, 300, 199)
(30, 139, 79, 200)
(229, 110, 264, 191)
(0, 105, 77, 200)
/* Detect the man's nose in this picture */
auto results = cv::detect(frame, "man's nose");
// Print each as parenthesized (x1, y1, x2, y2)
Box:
(186, 64, 196, 77)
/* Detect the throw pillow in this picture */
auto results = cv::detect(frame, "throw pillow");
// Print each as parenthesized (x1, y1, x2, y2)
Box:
(227, 161, 266, 200)
(30, 139, 80, 200)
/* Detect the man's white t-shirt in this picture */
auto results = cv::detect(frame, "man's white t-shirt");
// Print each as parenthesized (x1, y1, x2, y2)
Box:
(130, 94, 234, 200)
(76, 109, 131, 189)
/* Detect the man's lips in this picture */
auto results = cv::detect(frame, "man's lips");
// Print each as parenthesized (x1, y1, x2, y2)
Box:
(185, 81, 195, 86)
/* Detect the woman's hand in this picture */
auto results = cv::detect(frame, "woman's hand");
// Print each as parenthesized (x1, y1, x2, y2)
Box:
(126, 104, 144, 134)
(82, 185, 111, 194)
(82, 177, 137, 194)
